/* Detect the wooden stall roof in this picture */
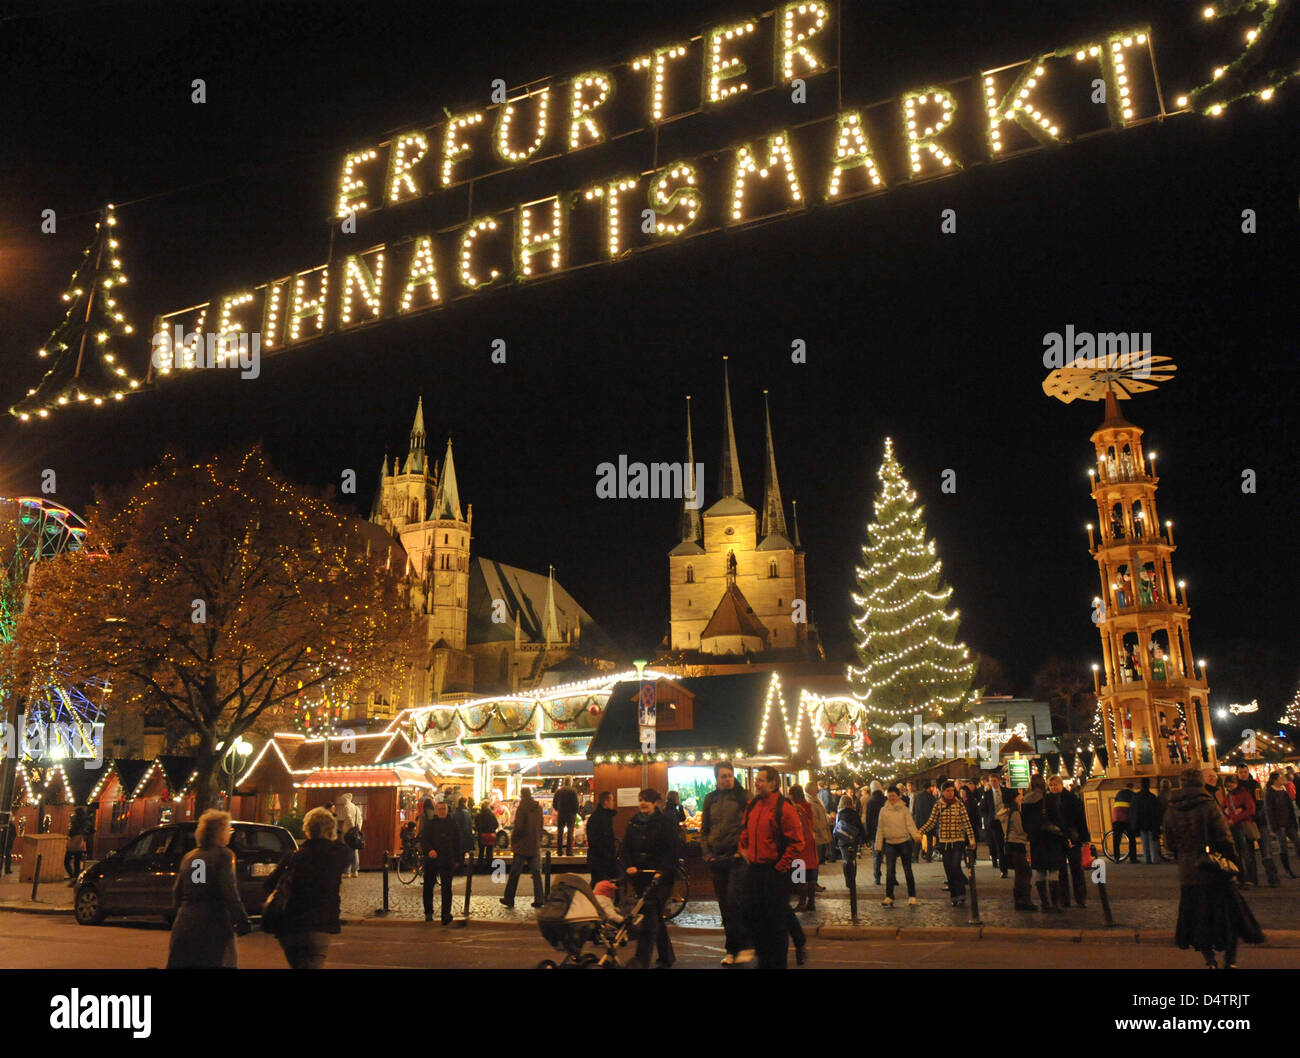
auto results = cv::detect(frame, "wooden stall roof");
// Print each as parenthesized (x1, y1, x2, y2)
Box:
(291, 766, 437, 790)
(235, 731, 417, 791)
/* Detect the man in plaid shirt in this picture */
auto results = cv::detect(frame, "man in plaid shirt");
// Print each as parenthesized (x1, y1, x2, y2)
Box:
(918, 780, 976, 906)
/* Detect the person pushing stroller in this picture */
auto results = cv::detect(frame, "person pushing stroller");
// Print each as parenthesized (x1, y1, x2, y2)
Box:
(619, 788, 677, 968)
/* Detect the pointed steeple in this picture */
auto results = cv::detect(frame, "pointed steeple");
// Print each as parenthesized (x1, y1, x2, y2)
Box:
(760, 389, 788, 540)
(369, 450, 389, 521)
(542, 565, 560, 647)
(718, 357, 744, 500)
(678, 396, 703, 543)
(790, 499, 802, 550)
(404, 397, 426, 474)
(433, 437, 462, 520)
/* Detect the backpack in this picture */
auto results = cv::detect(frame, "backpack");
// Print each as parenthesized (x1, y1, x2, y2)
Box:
(745, 794, 791, 859)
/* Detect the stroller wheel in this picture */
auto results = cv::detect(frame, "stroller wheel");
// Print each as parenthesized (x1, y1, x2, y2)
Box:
(537, 959, 558, 970)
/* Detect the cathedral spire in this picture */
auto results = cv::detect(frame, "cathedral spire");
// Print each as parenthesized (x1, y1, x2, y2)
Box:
(760, 389, 788, 540)
(369, 450, 389, 521)
(433, 437, 462, 520)
(405, 396, 426, 474)
(543, 565, 560, 647)
(791, 499, 802, 550)
(718, 357, 744, 500)
(679, 396, 702, 543)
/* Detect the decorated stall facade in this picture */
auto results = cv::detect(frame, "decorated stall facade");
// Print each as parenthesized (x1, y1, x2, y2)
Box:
(234, 730, 433, 868)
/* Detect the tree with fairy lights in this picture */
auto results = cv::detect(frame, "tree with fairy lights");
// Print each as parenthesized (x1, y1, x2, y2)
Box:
(11, 203, 146, 420)
(845, 438, 976, 780)
(14, 443, 418, 811)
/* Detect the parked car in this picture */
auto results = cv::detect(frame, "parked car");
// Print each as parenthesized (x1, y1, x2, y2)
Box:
(73, 821, 297, 926)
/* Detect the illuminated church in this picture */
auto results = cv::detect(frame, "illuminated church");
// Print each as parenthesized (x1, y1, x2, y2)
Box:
(667, 362, 821, 662)
(367, 399, 616, 712)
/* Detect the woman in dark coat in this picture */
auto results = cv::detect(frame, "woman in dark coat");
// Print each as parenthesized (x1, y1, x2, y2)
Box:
(1021, 775, 1067, 912)
(586, 791, 618, 885)
(1164, 767, 1264, 968)
(264, 806, 351, 969)
(167, 810, 251, 969)
(833, 794, 867, 892)
(474, 801, 499, 869)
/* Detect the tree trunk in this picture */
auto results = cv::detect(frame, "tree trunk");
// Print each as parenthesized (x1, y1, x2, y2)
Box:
(192, 733, 223, 814)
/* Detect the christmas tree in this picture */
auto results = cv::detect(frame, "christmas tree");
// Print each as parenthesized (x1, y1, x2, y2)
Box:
(1282, 686, 1300, 730)
(11, 203, 145, 421)
(846, 438, 977, 779)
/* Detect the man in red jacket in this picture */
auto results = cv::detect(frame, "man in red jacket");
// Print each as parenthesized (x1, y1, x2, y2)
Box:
(739, 765, 806, 969)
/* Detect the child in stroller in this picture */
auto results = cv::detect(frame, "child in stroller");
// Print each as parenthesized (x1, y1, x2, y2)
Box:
(535, 874, 648, 968)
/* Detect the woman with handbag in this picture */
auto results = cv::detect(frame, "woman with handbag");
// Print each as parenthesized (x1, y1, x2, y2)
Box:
(1164, 767, 1264, 969)
(263, 806, 351, 969)
(833, 794, 867, 894)
(1222, 776, 1259, 887)
(474, 800, 499, 870)
(335, 792, 363, 877)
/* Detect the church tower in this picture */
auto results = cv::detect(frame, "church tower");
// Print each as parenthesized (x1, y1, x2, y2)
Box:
(668, 360, 813, 658)
(1087, 388, 1214, 776)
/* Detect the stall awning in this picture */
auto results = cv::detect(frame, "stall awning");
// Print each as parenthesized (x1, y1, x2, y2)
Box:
(293, 767, 436, 789)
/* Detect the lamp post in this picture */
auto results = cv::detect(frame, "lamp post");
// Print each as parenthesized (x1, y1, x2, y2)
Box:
(221, 737, 253, 810)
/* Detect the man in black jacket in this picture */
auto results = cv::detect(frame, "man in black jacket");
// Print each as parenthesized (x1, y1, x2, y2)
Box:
(700, 762, 752, 965)
(586, 791, 618, 884)
(1050, 776, 1090, 906)
(553, 781, 580, 856)
(911, 782, 937, 862)
(418, 798, 463, 924)
(619, 788, 677, 968)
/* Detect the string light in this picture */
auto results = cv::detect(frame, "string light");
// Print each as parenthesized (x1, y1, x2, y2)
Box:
(985, 63, 1060, 153)
(731, 133, 803, 221)
(399, 236, 441, 311)
(336, 147, 378, 218)
(517, 196, 564, 276)
(459, 217, 503, 288)
(646, 163, 700, 236)
(779, 1, 830, 83)
(387, 133, 429, 204)
(288, 266, 329, 342)
(569, 73, 612, 150)
(631, 44, 687, 123)
(826, 110, 883, 197)
(583, 177, 638, 257)
(338, 252, 385, 325)
(495, 88, 551, 164)
(904, 89, 960, 174)
(706, 21, 756, 103)
(263, 281, 285, 350)
(442, 111, 484, 186)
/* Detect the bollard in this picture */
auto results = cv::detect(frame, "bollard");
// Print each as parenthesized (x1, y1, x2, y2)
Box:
(459, 853, 473, 923)
(1092, 855, 1115, 926)
(543, 851, 552, 899)
(375, 853, 391, 916)
(31, 854, 42, 902)
(846, 852, 859, 923)
(966, 850, 982, 926)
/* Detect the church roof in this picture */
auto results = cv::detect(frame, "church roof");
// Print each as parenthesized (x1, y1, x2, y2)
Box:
(703, 496, 756, 518)
(668, 540, 706, 556)
(755, 532, 794, 552)
(467, 558, 616, 657)
(700, 581, 769, 644)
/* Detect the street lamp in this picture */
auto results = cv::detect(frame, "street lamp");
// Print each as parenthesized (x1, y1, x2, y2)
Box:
(221, 737, 253, 809)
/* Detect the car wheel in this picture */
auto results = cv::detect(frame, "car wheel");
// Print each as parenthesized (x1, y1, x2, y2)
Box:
(74, 886, 106, 926)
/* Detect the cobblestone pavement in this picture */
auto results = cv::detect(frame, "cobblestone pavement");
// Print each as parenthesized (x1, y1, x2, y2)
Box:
(7, 855, 1298, 936)
(337, 857, 1300, 932)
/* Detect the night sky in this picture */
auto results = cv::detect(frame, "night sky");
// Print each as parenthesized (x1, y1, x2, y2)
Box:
(1, 0, 1297, 736)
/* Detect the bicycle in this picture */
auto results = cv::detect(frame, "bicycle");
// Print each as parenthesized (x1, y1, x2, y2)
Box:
(1101, 828, 1173, 863)
(396, 839, 424, 885)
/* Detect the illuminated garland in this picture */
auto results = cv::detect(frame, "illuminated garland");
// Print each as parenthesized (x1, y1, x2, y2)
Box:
(1178, 0, 1297, 115)
(12, 204, 145, 419)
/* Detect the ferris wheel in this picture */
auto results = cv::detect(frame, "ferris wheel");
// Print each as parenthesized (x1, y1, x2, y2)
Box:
(0, 497, 109, 761)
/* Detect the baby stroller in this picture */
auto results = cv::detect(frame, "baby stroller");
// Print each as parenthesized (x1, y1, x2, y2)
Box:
(536, 874, 647, 969)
